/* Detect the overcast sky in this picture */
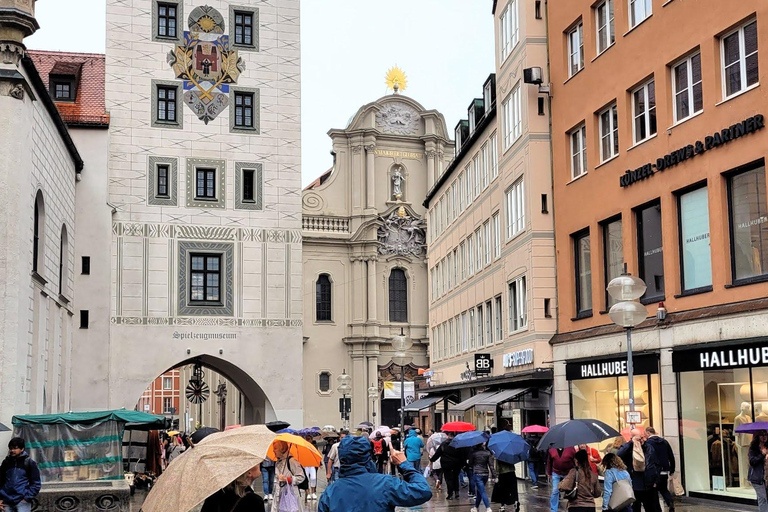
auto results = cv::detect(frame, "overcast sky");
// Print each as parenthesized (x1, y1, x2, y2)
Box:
(27, 1, 494, 187)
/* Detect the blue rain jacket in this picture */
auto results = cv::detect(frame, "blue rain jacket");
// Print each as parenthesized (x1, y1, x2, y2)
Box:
(318, 436, 432, 512)
(402, 430, 425, 462)
(0, 452, 41, 505)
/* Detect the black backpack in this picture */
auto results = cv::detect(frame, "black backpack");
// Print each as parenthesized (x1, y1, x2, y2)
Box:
(287, 457, 309, 491)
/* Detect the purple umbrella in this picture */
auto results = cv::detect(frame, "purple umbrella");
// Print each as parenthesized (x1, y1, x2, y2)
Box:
(735, 422, 768, 433)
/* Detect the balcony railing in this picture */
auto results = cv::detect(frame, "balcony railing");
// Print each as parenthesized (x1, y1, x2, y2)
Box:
(302, 216, 350, 233)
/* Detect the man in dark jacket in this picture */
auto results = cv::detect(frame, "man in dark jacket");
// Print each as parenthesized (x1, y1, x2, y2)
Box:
(430, 432, 468, 501)
(617, 429, 661, 512)
(0, 438, 42, 512)
(546, 446, 576, 512)
(319, 435, 431, 512)
(525, 435, 543, 489)
(644, 427, 676, 511)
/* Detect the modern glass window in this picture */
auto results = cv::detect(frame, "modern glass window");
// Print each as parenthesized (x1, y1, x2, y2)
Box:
(476, 305, 483, 348)
(629, 0, 651, 29)
(568, 23, 584, 77)
(603, 218, 623, 308)
(508, 275, 527, 331)
(316, 274, 332, 321)
(484, 221, 491, 266)
(234, 11, 254, 46)
(195, 168, 216, 199)
(234, 92, 254, 128)
(475, 228, 483, 271)
(190, 254, 221, 303)
(502, 83, 522, 150)
(673, 53, 703, 122)
(570, 124, 588, 179)
(506, 179, 525, 239)
(494, 295, 503, 341)
(499, 0, 519, 62)
(157, 2, 177, 38)
(389, 269, 408, 322)
(633, 80, 657, 144)
(318, 371, 331, 393)
(599, 104, 619, 162)
(157, 85, 177, 123)
(637, 201, 665, 301)
(679, 186, 712, 291)
(574, 230, 592, 315)
(722, 20, 758, 99)
(596, 0, 615, 54)
(157, 164, 169, 197)
(493, 213, 501, 259)
(163, 377, 173, 390)
(490, 133, 499, 178)
(729, 163, 768, 282)
(485, 300, 493, 346)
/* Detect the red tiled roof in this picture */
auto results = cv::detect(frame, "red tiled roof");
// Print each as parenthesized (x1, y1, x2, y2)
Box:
(27, 50, 109, 127)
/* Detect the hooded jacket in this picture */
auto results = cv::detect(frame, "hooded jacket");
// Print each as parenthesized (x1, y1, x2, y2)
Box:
(644, 435, 675, 473)
(318, 436, 432, 512)
(617, 440, 659, 491)
(402, 430, 424, 463)
(0, 452, 41, 505)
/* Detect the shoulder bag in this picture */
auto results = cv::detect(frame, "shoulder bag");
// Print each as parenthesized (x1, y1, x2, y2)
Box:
(608, 476, 636, 511)
(562, 469, 579, 501)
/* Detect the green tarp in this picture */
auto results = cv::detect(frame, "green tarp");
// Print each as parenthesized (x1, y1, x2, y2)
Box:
(12, 410, 167, 430)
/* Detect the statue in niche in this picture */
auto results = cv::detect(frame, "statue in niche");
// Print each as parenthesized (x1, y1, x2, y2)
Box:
(392, 167, 404, 201)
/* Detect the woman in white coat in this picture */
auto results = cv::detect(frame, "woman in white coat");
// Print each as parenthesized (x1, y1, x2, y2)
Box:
(271, 440, 305, 512)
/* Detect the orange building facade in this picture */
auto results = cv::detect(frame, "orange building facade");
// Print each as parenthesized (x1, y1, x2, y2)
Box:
(548, 0, 768, 504)
(136, 370, 180, 423)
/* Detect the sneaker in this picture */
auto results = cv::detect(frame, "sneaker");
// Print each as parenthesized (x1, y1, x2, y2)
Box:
(531, 484, 539, 489)
(514, 502, 520, 512)
(446, 495, 455, 501)
(265, 494, 271, 500)
(470, 508, 478, 512)
(499, 507, 505, 512)
(313, 493, 318, 500)
(468, 493, 476, 499)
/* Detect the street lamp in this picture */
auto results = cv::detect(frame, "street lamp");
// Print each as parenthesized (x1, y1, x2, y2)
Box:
(337, 370, 352, 429)
(391, 328, 413, 435)
(368, 384, 379, 424)
(607, 267, 647, 426)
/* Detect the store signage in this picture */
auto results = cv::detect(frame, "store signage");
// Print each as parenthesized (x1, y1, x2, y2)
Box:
(460, 362, 476, 382)
(474, 353, 493, 376)
(672, 342, 768, 373)
(503, 348, 534, 368)
(565, 353, 660, 381)
(619, 114, 764, 188)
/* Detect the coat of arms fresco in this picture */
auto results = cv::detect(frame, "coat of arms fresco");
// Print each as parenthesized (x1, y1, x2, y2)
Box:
(167, 6, 245, 124)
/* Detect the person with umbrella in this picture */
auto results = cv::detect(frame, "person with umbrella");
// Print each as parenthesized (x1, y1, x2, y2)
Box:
(468, 442, 496, 512)
(524, 433, 544, 489)
(487, 430, 528, 512)
(546, 445, 577, 512)
(748, 430, 768, 512)
(271, 440, 306, 512)
(201, 466, 266, 512)
(318, 435, 431, 512)
(426, 432, 446, 492)
(430, 432, 467, 501)
(557, 449, 602, 512)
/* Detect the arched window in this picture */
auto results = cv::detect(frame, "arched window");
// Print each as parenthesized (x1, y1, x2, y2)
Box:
(33, 191, 45, 274)
(59, 225, 68, 295)
(389, 268, 408, 322)
(316, 274, 332, 321)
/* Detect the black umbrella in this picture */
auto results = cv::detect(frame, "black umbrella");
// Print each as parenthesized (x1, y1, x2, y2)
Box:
(190, 426, 219, 444)
(265, 421, 291, 433)
(536, 419, 621, 450)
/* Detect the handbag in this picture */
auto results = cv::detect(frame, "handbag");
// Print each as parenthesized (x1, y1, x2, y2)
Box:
(608, 477, 636, 511)
(278, 485, 301, 512)
(669, 472, 685, 496)
(562, 469, 579, 501)
(422, 466, 431, 478)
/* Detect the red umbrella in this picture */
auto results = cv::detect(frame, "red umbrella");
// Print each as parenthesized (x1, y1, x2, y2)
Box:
(521, 425, 549, 434)
(441, 421, 476, 433)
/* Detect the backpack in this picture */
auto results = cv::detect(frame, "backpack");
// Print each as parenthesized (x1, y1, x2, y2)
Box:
(372, 439, 383, 456)
(287, 457, 309, 491)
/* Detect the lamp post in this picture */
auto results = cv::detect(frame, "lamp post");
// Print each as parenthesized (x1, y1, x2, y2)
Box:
(391, 328, 413, 435)
(337, 370, 352, 430)
(368, 384, 379, 425)
(607, 267, 648, 426)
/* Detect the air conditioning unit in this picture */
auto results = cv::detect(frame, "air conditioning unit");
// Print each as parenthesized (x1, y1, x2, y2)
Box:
(523, 67, 543, 85)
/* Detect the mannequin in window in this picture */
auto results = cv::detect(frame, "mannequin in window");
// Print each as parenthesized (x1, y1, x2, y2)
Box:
(734, 402, 752, 487)
(756, 402, 768, 422)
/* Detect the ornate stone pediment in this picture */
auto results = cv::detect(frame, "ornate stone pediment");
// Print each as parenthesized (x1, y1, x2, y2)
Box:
(375, 102, 420, 135)
(377, 209, 425, 257)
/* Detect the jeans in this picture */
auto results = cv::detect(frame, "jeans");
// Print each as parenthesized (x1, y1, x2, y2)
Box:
(331, 466, 339, 484)
(474, 474, 490, 509)
(262, 465, 275, 495)
(657, 474, 673, 507)
(550, 472, 564, 512)
(5, 502, 31, 512)
(753, 482, 768, 512)
(528, 461, 539, 485)
(467, 468, 476, 494)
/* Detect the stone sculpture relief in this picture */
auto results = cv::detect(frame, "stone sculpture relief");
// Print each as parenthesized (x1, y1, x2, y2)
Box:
(377, 210, 426, 257)
(375, 103, 420, 135)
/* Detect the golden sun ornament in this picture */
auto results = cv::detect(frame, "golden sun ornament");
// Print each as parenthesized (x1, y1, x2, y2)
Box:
(385, 66, 408, 94)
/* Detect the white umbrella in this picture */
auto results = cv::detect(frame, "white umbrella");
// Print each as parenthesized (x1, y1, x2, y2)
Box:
(370, 426, 392, 438)
(427, 432, 447, 453)
(321, 425, 337, 432)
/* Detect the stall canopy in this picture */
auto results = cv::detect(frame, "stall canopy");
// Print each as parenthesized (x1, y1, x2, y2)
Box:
(448, 391, 499, 414)
(474, 388, 530, 412)
(404, 395, 445, 412)
(12, 410, 168, 483)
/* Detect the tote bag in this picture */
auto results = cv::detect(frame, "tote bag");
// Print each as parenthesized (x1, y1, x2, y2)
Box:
(608, 478, 636, 511)
(278, 485, 301, 512)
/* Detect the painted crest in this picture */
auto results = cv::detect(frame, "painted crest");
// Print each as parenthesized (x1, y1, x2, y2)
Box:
(167, 6, 245, 124)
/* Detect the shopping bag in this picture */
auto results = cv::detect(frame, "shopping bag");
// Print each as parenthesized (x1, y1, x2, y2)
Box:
(669, 472, 685, 496)
(278, 485, 301, 512)
(632, 440, 646, 472)
(608, 478, 635, 511)
(422, 466, 431, 478)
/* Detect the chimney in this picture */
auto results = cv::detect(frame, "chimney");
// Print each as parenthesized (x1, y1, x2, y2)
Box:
(0, 0, 39, 65)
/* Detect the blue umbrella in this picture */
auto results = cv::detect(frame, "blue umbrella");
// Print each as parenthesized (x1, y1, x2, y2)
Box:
(277, 428, 297, 434)
(451, 430, 490, 448)
(488, 431, 530, 465)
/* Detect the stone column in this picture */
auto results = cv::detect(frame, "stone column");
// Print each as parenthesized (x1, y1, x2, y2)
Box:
(352, 354, 367, 425)
(437, 147, 445, 177)
(351, 145, 363, 213)
(367, 258, 377, 322)
(365, 144, 376, 210)
(352, 259, 364, 322)
(426, 150, 436, 190)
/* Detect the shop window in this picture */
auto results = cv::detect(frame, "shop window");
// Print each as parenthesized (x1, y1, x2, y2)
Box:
(678, 185, 712, 292)
(728, 162, 768, 283)
(636, 201, 665, 302)
(602, 217, 623, 309)
(574, 229, 592, 317)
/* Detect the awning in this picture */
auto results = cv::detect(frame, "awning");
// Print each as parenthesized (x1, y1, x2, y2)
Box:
(474, 388, 530, 412)
(448, 391, 499, 414)
(404, 395, 444, 412)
